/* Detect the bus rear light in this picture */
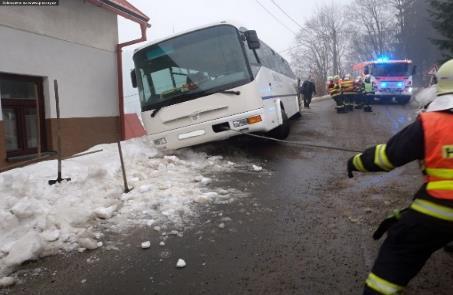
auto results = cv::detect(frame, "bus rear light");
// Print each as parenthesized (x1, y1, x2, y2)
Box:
(247, 115, 262, 124)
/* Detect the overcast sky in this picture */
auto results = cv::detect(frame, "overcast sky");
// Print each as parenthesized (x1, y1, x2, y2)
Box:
(118, 0, 350, 60)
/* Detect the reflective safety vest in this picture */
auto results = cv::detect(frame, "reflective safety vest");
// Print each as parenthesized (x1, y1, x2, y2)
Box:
(420, 112, 453, 200)
(330, 82, 341, 97)
(364, 81, 373, 93)
(340, 79, 355, 94)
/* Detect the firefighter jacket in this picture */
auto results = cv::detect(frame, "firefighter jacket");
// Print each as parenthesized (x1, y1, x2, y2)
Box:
(340, 79, 356, 95)
(329, 81, 341, 97)
(349, 111, 453, 221)
(354, 80, 363, 94)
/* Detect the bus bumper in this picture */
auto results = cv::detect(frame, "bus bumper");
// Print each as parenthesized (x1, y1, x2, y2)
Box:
(147, 108, 270, 150)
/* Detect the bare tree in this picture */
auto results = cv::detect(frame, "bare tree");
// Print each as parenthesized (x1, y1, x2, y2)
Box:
(290, 3, 348, 94)
(290, 0, 442, 86)
(390, 0, 416, 57)
(348, 0, 396, 58)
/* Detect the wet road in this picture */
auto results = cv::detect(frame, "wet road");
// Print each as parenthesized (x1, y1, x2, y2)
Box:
(5, 98, 453, 294)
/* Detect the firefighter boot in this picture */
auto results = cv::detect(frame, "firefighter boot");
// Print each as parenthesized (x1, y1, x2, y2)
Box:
(364, 105, 373, 112)
(336, 105, 347, 113)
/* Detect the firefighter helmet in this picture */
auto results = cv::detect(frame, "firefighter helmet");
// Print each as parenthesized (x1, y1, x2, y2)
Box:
(427, 59, 453, 112)
(334, 75, 340, 81)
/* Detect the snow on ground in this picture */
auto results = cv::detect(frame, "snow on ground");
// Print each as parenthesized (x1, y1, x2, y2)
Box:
(0, 136, 249, 282)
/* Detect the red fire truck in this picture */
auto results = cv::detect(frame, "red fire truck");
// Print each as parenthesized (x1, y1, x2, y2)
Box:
(352, 58, 416, 104)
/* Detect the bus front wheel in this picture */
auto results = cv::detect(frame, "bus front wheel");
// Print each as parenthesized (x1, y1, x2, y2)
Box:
(270, 109, 290, 139)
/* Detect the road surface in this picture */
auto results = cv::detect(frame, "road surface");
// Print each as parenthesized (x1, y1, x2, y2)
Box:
(4, 98, 453, 295)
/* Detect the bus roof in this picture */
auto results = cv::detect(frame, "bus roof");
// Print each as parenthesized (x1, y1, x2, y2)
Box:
(134, 21, 244, 54)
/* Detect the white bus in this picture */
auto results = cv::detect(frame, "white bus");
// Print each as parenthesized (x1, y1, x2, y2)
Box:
(131, 22, 300, 150)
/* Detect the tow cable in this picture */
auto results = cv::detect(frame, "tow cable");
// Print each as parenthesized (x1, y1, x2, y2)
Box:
(228, 129, 362, 153)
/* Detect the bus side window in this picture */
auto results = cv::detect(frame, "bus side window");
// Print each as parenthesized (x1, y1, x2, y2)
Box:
(244, 41, 261, 77)
(138, 69, 152, 105)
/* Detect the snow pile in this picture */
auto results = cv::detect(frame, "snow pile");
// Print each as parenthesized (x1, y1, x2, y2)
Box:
(252, 165, 263, 172)
(0, 137, 241, 280)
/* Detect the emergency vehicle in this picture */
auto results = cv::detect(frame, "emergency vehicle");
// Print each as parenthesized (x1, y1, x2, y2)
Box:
(352, 58, 416, 104)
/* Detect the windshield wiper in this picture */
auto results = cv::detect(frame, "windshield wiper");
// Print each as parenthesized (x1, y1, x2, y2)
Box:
(219, 90, 240, 95)
(151, 106, 163, 118)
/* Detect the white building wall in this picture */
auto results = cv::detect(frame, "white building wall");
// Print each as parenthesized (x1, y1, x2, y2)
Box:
(0, 0, 119, 119)
(0, 0, 118, 52)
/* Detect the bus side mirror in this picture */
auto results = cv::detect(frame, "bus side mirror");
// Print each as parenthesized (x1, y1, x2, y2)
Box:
(412, 65, 417, 75)
(131, 69, 137, 88)
(244, 30, 260, 50)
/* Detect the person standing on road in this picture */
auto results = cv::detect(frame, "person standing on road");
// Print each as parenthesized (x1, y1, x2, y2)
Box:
(330, 75, 345, 113)
(301, 76, 317, 108)
(347, 59, 453, 295)
(354, 76, 364, 109)
(361, 74, 374, 112)
(340, 74, 356, 112)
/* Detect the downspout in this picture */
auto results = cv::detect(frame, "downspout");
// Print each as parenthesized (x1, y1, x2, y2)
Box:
(117, 22, 148, 140)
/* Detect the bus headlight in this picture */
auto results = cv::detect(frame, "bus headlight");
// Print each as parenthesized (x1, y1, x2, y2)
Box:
(153, 137, 167, 145)
(233, 115, 262, 128)
(232, 118, 247, 128)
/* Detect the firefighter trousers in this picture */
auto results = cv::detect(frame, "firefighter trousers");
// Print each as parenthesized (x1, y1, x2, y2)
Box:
(332, 94, 344, 107)
(364, 209, 453, 294)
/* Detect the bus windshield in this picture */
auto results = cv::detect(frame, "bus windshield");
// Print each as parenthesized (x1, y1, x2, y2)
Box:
(371, 63, 410, 77)
(133, 25, 252, 112)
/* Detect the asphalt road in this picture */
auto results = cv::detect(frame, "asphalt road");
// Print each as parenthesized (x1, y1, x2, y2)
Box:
(4, 98, 453, 295)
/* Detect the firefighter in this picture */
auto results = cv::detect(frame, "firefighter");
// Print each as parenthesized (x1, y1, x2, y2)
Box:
(354, 76, 364, 109)
(362, 74, 374, 112)
(330, 75, 345, 113)
(347, 59, 453, 295)
(340, 74, 355, 112)
(327, 76, 334, 94)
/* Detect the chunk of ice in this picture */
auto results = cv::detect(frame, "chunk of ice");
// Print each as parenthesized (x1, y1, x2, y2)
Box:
(176, 258, 186, 268)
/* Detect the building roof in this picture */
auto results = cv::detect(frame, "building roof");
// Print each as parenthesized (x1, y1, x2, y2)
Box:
(88, 0, 150, 25)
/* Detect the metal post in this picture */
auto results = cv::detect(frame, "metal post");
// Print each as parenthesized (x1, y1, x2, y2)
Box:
(48, 80, 71, 185)
(117, 141, 132, 193)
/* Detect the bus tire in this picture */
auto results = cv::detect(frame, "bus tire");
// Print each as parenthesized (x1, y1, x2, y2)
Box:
(295, 95, 303, 118)
(270, 109, 290, 139)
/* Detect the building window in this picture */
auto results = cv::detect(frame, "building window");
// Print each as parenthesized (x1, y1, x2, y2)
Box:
(0, 74, 46, 158)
